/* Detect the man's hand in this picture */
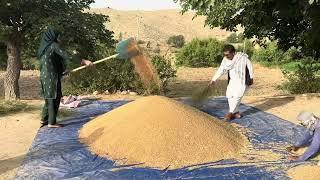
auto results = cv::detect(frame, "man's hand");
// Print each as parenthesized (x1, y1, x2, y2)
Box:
(289, 155, 300, 161)
(250, 79, 253, 85)
(81, 59, 93, 66)
(208, 80, 215, 87)
(286, 146, 299, 152)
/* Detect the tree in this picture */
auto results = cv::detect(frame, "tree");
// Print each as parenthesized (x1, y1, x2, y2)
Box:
(0, 0, 115, 100)
(176, 0, 320, 58)
(226, 33, 244, 43)
(176, 38, 223, 67)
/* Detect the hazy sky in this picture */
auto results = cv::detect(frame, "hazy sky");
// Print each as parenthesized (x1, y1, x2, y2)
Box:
(91, 0, 180, 10)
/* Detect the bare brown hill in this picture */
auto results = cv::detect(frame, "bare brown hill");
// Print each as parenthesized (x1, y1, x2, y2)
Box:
(90, 8, 235, 43)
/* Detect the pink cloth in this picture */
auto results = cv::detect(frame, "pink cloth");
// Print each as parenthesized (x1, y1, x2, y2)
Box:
(60, 96, 89, 108)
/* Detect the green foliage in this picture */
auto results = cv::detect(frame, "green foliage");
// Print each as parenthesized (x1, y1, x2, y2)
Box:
(151, 55, 177, 93)
(252, 42, 286, 66)
(283, 47, 302, 62)
(167, 35, 185, 48)
(0, 0, 115, 59)
(63, 58, 144, 95)
(21, 57, 39, 70)
(0, 0, 115, 99)
(237, 40, 255, 58)
(281, 58, 320, 94)
(64, 48, 177, 96)
(226, 33, 244, 43)
(280, 61, 302, 72)
(253, 42, 302, 66)
(176, 38, 224, 67)
(0, 100, 37, 116)
(177, 0, 320, 59)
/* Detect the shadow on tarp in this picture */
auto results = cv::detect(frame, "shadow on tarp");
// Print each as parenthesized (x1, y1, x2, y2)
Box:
(15, 98, 316, 180)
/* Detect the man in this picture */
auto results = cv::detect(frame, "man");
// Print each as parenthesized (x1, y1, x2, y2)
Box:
(209, 45, 253, 121)
(287, 112, 320, 161)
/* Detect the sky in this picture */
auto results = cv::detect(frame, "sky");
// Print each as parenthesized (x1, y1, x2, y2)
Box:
(91, 0, 181, 10)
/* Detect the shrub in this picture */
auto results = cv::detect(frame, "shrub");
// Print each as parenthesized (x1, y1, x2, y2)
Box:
(22, 57, 40, 70)
(167, 35, 185, 48)
(283, 47, 302, 63)
(63, 43, 177, 96)
(63, 58, 145, 95)
(281, 57, 320, 94)
(151, 55, 176, 93)
(176, 38, 224, 68)
(252, 41, 286, 66)
(237, 40, 255, 59)
(280, 61, 302, 72)
(226, 33, 244, 43)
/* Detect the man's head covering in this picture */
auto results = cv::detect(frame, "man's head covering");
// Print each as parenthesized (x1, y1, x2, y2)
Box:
(297, 111, 319, 131)
(38, 28, 61, 58)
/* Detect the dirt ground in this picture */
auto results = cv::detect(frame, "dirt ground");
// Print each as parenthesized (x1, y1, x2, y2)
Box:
(1, 63, 320, 179)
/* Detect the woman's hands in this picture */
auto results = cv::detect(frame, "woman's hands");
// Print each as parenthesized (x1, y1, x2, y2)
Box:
(81, 59, 93, 66)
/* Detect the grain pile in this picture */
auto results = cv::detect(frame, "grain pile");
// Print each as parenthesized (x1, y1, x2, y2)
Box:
(288, 165, 320, 180)
(131, 53, 161, 93)
(79, 96, 247, 169)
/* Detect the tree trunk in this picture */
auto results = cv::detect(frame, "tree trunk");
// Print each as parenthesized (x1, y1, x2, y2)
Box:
(4, 39, 21, 101)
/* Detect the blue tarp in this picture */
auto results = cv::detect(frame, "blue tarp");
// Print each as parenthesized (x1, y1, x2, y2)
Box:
(15, 98, 317, 179)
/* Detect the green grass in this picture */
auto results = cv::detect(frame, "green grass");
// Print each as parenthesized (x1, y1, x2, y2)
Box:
(0, 100, 38, 117)
(256, 61, 320, 75)
(280, 61, 302, 72)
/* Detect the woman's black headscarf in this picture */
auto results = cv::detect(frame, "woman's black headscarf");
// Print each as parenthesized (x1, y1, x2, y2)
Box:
(37, 28, 61, 58)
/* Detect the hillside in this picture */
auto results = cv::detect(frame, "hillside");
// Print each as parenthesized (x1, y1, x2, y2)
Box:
(90, 8, 235, 43)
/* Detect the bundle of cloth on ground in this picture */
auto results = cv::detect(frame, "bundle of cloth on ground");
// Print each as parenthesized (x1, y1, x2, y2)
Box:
(60, 95, 93, 108)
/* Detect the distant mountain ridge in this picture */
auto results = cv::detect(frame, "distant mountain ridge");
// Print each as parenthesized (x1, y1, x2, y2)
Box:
(90, 8, 234, 43)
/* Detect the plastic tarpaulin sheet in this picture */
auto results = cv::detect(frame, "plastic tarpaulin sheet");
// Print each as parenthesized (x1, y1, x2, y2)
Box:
(15, 98, 317, 179)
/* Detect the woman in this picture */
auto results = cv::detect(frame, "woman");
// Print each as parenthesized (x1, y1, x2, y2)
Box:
(38, 28, 92, 128)
(287, 111, 320, 161)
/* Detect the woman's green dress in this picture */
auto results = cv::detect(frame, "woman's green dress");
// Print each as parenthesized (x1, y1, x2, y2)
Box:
(38, 29, 69, 126)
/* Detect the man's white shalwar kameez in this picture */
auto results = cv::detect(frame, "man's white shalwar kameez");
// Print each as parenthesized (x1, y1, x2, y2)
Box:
(212, 53, 253, 113)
